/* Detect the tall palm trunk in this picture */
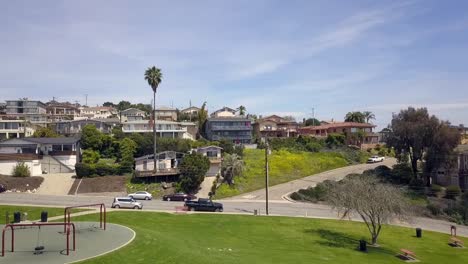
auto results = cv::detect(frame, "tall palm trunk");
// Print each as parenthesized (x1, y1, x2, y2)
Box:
(153, 91, 157, 173)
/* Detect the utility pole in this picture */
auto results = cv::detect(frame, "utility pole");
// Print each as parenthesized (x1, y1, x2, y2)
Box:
(265, 137, 270, 215)
(85, 94, 88, 107)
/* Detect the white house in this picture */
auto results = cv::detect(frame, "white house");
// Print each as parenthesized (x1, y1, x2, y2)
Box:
(121, 120, 196, 140)
(119, 108, 146, 122)
(0, 119, 35, 140)
(76, 106, 116, 120)
(194, 146, 223, 177)
(210, 107, 236, 118)
(0, 137, 80, 175)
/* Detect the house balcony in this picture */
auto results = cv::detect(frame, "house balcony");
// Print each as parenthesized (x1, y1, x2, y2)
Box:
(122, 127, 187, 133)
(211, 135, 252, 141)
(211, 125, 252, 131)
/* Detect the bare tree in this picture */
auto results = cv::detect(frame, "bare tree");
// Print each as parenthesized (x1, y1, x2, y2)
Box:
(327, 175, 409, 245)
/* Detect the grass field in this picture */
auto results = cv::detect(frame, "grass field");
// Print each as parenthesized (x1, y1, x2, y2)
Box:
(0, 205, 86, 224)
(69, 211, 468, 264)
(215, 149, 349, 198)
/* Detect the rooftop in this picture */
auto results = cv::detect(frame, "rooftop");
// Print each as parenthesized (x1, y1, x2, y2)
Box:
(301, 122, 376, 130)
(0, 137, 80, 145)
(207, 117, 251, 122)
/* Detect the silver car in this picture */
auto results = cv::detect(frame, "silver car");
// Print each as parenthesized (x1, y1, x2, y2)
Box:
(128, 191, 153, 200)
(111, 197, 143, 209)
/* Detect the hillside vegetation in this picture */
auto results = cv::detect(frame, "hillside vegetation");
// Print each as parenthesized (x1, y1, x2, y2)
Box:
(215, 149, 349, 198)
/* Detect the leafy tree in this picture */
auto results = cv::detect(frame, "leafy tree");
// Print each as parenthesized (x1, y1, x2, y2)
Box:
(103, 102, 115, 107)
(283, 115, 296, 121)
(116, 101, 132, 111)
(82, 149, 100, 164)
(344, 111, 365, 123)
(327, 175, 408, 245)
(80, 125, 103, 150)
(218, 139, 234, 154)
(304, 118, 320, 126)
(112, 126, 125, 140)
(178, 153, 210, 193)
(237, 105, 246, 116)
(119, 138, 137, 173)
(363, 111, 376, 123)
(221, 154, 244, 185)
(133, 103, 152, 116)
(32, 127, 60, 138)
(198, 102, 208, 137)
(145, 66, 163, 172)
(12, 162, 31, 177)
(325, 133, 345, 148)
(387, 107, 460, 182)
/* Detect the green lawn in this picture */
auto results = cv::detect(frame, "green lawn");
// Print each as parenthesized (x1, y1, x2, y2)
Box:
(71, 211, 468, 264)
(215, 149, 349, 198)
(0, 205, 86, 224)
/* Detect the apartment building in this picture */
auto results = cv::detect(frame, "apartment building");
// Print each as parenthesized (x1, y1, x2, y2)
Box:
(205, 117, 253, 144)
(121, 120, 196, 140)
(0, 118, 35, 140)
(46, 101, 81, 122)
(5, 99, 48, 127)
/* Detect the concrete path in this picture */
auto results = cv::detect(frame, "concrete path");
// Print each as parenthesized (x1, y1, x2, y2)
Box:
(196, 176, 216, 198)
(36, 173, 75, 195)
(225, 158, 397, 201)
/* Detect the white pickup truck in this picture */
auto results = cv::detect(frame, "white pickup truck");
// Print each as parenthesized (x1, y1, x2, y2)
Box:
(367, 155, 385, 163)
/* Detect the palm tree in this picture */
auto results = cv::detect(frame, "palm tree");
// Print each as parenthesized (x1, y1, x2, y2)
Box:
(363, 111, 376, 123)
(344, 111, 365, 123)
(237, 105, 246, 116)
(221, 154, 245, 185)
(144, 66, 163, 172)
(197, 102, 208, 137)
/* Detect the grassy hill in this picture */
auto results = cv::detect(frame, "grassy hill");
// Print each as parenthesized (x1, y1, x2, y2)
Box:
(214, 149, 349, 198)
(75, 211, 468, 264)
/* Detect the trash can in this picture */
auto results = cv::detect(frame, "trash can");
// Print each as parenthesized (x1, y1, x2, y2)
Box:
(254, 209, 258, 216)
(416, 228, 422, 238)
(13, 212, 21, 223)
(41, 211, 48, 222)
(359, 240, 367, 252)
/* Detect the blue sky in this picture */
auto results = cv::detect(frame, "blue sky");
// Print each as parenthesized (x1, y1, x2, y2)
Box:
(1, 0, 468, 129)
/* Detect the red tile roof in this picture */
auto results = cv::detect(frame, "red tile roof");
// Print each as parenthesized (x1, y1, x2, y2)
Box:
(300, 122, 375, 131)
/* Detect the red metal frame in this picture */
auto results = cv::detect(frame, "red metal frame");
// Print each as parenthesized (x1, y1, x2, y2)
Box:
(2, 222, 75, 257)
(64, 203, 106, 232)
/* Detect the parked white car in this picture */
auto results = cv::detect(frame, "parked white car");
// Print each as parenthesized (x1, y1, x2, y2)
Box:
(111, 197, 143, 209)
(367, 156, 385, 163)
(128, 191, 153, 200)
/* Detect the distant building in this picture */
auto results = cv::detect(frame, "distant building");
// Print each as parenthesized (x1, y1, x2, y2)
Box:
(134, 151, 185, 181)
(155, 106, 177, 121)
(205, 116, 253, 144)
(0, 137, 80, 175)
(46, 101, 80, 122)
(76, 106, 116, 120)
(121, 120, 196, 140)
(181, 106, 200, 116)
(253, 115, 299, 138)
(432, 145, 468, 191)
(119, 108, 146, 122)
(299, 122, 379, 148)
(53, 119, 119, 135)
(194, 146, 223, 177)
(5, 99, 48, 127)
(210, 106, 236, 118)
(0, 118, 35, 140)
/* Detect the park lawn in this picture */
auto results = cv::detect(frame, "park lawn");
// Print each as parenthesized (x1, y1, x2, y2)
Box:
(215, 149, 349, 198)
(0, 205, 87, 224)
(72, 211, 468, 264)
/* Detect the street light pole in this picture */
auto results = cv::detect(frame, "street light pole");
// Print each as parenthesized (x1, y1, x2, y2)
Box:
(265, 137, 270, 215)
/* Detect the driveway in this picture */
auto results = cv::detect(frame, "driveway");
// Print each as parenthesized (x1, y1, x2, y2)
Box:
(225, 158, 397, 201)
(35, 173, 75, 195)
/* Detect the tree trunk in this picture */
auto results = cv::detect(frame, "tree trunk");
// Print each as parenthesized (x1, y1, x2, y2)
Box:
(411, 157, 418, 179)
(371, 235, 378, 245)
(153, 91, 157, 173)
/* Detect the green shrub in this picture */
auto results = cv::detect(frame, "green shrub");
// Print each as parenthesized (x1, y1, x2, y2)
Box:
(426, 203, 442, 216)
(409, 178, 425, 190)
(391, 163, 413, 184)
(82, 149, 100, 164)
(430, 184, 443, 196)
(95, 162, 118, 176)
(445, 185, 461, 199)
(12, 162, 31, 177)
(373, 165, 392, 178)
(305, 142, 322, 152)
(325, 133, 345, 148)
(75, 163, 97, 178)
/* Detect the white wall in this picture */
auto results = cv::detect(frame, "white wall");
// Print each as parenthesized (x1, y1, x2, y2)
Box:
(53, 155, 77, 167)
(0, 160, 42, 176)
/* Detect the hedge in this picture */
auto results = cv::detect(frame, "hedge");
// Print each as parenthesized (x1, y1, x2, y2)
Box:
(75, 162, 121, 178)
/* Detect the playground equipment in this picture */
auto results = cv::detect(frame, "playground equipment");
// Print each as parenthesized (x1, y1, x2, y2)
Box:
(63, 203, 106, 232)
(2, 222, 76, 257)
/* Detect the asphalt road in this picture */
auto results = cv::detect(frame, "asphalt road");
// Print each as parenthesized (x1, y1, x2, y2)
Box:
(1, 191, 467, 237)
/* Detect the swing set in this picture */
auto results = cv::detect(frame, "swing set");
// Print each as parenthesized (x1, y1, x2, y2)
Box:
(63, 203, 106, 233)
(1, 222, 76, 257)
